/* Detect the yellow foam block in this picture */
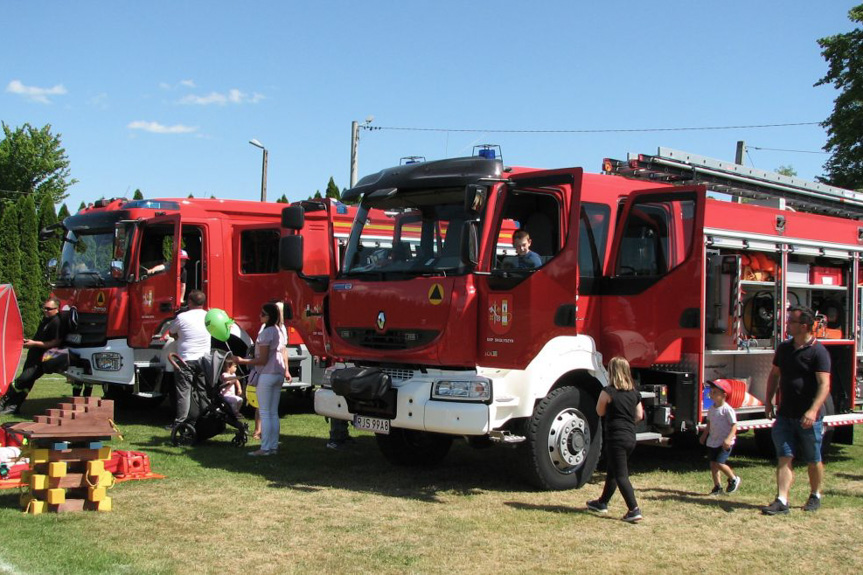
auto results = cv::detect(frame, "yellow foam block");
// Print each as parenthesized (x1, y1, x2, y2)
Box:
(95, 496, 112, 512)
(26, 499, 45, 515)
(29, 474, 48, 491)
(48, 462, 67, 478)
(46, 488, 65, 505)
(97, 471, 113, 488)
(31, 449, 49, 464)
(87, 486, 106, 502)
(97, 447, 111, 460)
(86, 460, 105, 475)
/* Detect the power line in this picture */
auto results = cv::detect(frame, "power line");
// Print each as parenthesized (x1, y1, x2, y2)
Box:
(366, 121, 821, 134)
(747, 146, 829, 155)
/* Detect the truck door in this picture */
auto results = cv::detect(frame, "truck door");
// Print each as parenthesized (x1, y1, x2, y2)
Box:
(286, 202, 340, 358)
(478, 169, 582, 368)
(128, 214, 181, 348)
(600, 186, 706, 367)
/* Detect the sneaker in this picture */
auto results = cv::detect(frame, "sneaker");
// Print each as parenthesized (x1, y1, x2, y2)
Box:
(726, 476, 741, 494)
(586, 499, 608, 513)
(802, 494, 821, 512)
(0, 404, 20, 416)
(709, 485, 723, 496)
(622, 508, 643, 523)
(761, 498, 790, 516)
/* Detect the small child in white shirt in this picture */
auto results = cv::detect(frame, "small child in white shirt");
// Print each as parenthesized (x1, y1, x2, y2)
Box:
(699, 380, 740, 495)
(219, 359, 243, 417)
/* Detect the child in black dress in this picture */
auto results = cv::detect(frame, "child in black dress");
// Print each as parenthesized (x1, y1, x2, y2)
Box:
(587, 356, 644, 523)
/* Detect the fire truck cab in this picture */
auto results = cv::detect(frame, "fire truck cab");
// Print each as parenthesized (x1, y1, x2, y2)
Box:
(51, 197, 316, 403)
(280, 149, 863, 490)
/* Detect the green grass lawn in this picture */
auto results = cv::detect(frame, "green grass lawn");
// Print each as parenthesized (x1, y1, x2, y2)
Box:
(0, 375, 861, 575)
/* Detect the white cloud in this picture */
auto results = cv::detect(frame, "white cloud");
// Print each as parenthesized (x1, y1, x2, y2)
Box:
(160, 80, 197, 90)
(179, 89, 264, 106)
(6, 79, 67, 103)
(127, 121, 198, 134)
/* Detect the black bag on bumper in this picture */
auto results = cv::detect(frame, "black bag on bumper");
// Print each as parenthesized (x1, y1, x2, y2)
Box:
(331, 367, 391, 400)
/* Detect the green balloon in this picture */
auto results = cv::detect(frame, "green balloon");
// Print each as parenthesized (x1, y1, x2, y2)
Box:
(205, 308, 234, 341)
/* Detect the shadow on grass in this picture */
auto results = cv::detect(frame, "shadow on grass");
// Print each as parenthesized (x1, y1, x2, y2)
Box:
(639, 486, 765, 512)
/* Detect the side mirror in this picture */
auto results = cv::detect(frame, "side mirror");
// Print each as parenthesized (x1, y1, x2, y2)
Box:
(279, 235, 304, 271)
(110, 260, 125, 279)
(464, 185, 487, 215)
(281, 206, 305, 231)
(47, 258, 59, 275)
(460, 221, 479, 267)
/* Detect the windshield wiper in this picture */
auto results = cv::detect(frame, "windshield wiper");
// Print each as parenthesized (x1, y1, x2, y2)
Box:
(74, 271, 106, 286)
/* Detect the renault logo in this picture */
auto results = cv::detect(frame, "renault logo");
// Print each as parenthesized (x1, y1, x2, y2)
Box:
(376, 311, 386, 332)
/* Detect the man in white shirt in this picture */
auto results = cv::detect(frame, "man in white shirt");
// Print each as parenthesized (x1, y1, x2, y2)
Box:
(167, 289, 210, 429)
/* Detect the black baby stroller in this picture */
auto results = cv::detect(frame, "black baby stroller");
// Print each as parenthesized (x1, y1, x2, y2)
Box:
(169, 348, 249, 447)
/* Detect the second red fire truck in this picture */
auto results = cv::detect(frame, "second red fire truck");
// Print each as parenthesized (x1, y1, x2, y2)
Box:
(280, 147, 863, 490)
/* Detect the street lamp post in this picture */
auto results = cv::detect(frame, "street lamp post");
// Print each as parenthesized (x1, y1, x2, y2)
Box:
(249, 139, 268, 202)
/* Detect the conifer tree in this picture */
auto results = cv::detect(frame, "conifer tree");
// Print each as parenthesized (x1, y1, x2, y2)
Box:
(325, 177, 341, 200)
(0, 203, 22, 304)
(133, 189, 144, 200)
(17, 194, 41, 334)
(58, 204, 70, 220)
(37, 192, 61, 300)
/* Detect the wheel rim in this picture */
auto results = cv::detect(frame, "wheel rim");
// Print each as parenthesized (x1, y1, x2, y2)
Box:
(546, 408, 590, 474)
(173, 423, 196, 446)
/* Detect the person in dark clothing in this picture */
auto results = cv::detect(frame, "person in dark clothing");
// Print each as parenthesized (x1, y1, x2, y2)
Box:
(761, 305, 831, 516)
(0, 297, 64, 415)
(586, 356, 644, 523)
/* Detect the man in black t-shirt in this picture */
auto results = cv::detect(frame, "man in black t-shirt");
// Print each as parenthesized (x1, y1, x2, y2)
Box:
(0, 297, 63, 415)
(761, 306, 831, 515)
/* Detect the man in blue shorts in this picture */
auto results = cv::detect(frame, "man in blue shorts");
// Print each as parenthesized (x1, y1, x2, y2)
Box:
(762, 306, 831, 515)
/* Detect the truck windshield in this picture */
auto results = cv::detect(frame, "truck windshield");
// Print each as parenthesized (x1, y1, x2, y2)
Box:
(57, 230, 124, 288)
(343, 187, 475, 278)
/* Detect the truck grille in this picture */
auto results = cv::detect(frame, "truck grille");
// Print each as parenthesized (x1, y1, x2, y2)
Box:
(70, 312, 108, 347)
(380, 367, 416, 383)
(337, 328, 438, 350)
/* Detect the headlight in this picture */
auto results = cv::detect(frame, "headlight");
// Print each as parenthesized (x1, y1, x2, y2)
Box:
(432, 378, 491, 402)
(321, 363, 351, 388)
(93, 352, 122, 371)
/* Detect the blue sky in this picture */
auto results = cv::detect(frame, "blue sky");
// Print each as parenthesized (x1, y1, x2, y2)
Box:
(1, 1, 857, 211)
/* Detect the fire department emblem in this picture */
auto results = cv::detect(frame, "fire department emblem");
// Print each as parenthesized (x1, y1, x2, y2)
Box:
(376, 311, 386, 332)
(488, 294, 513, 335)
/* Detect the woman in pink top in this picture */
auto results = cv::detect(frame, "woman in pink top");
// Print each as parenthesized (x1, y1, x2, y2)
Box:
(237, 302, 286, 456)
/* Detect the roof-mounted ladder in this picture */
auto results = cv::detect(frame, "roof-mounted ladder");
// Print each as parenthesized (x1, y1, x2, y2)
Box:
(602, 147, 863, 219)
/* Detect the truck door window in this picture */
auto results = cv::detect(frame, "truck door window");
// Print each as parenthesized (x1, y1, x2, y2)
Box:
(579, 202, 610, 280)
(240, 229, 280, 274)
(493, 191, 561, 269)
(139, 225, 175, 275)
(615, 198, 695, 277)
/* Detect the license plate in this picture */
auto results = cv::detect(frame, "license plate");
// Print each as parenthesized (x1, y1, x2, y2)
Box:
(353, 415, 391, 435)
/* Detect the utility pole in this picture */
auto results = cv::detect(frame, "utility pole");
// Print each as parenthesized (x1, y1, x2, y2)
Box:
(249, 139, 268, 202)
(735, 140, 746, 165)
(349, 116, 374, 188)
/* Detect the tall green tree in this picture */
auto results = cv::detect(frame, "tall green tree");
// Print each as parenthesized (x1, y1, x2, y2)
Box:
(0, 203, 22, 301)
(78, 201, 86, 212)
(37, 192, 61, 300)
(775, 165, 797, 177)
(276, 194, 289, 204)
(58, 203, 70, 220)
(325, 177, 341, 200)
(133, 189, 144, 200)
(17, 194, 41, 333)
(0, 123, 77, 204)
(817, 4, 863, 189)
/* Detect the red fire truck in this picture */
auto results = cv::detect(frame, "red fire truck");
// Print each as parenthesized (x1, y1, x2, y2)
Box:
(49, 197, 338, 404)
(279, 148, 863, 490)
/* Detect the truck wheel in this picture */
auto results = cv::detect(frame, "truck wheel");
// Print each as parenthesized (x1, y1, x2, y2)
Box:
(521, 386, 601, 491)
(375, 429, 453, 466)
(754, 395, 835, 460)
